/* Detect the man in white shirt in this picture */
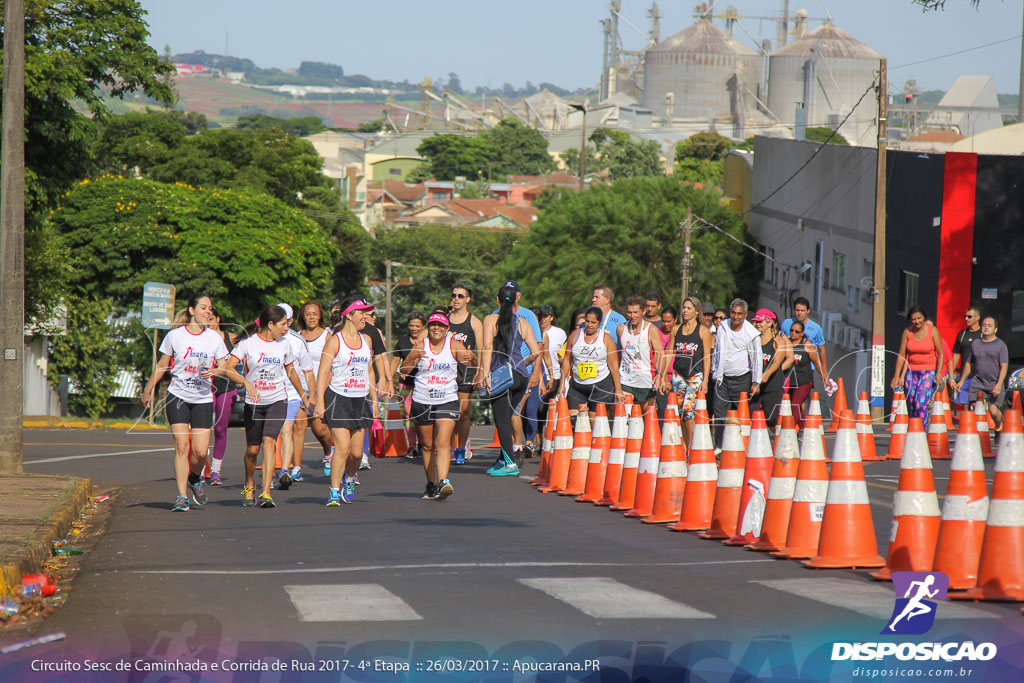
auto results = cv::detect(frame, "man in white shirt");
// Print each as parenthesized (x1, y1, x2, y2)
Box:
(712, 298, 762, 449)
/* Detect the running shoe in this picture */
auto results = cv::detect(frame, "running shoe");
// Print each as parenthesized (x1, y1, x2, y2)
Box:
(340, 475, 355, 504)
(326, 487, 341, 507)
(453, 448, 466, 465)
(258, 492, 276, 508)
(464, 445, 473, 460)
(421, 482, 437, 500)
(188, 480, 207, 507)
(323, 447, 334, 475)
(208, 471, 223, 486)
(522, 443, 535, 459)
(488, 463, 520, 477)
(486, 456, 505, 474)
(241, 487, 256, 507)
(359, 453, 371, 470)
(404, 445, 420, 460)
(290, 466, 303, 482)
(172, 494, 190, 512)
(436, 479, 454, 500)
(275, 469, 292, 490)
(353, 473, 361, 486)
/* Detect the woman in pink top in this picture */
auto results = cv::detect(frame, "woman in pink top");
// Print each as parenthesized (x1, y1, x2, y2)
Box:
(891, 306, 944, 420)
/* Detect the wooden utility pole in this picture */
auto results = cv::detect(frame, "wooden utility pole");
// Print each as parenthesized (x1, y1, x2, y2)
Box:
(679, 207, 694, 313)
(1, 0, 26, 474)
(365, 261, 413, 349)
(870, 59, 888, 421)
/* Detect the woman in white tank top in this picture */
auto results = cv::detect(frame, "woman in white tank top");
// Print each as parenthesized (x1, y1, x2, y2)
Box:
(559, 306, 624, 417)
(400, 312, 473, 500)
(292, 301, 334, 478)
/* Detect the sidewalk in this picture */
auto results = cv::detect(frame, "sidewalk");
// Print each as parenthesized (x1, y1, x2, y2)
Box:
(0, 474, 92, 598)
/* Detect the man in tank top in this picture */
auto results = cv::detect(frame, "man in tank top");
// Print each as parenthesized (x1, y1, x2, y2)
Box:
(447, 283, 483, 464)
(617, 296, 663, 406)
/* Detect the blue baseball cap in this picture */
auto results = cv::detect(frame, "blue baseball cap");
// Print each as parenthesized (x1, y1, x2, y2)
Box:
(503, 280, 521, 293)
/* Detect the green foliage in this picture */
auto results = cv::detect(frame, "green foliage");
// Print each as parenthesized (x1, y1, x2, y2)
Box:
(501, 176, 755, 323)
(357, 117, 393, 133)
(480, 118, 556, 178)
(561, 145, 604, 178)
(674, 157, 725, 187)
(677, 132, 734, 161)
(301, 186, 371, 295)
(235, 114, 327, 137)
(46, 296, 119, 419)
(416, 134, 493, 181)
(565, 128, 662, 180)
(49, 175, 340, 322)
(414, 118, 555, 181)
(171, 50, 255, 72)
(735, 136, 756, 151)
(371, 226, 518, 340)
(298, 60, 345, 80)
(805, 127, 849, 145)
(96, 111, 189, 173)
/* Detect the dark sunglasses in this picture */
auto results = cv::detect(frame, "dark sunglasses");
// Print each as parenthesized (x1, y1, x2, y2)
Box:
(714, 315, 726, 320)
(451, 293, 467, 299)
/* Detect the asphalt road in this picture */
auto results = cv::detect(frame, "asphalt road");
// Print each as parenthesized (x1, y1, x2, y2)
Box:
(3, 425, 1021, 681)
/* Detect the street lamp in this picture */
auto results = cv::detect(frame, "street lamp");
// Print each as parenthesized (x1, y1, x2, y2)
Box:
(569, 103, 587, 192)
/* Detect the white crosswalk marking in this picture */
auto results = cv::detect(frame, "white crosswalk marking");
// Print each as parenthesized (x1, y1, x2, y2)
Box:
(753, 578, 998, 621)
(285, 584, 422, 622)
(518, 577, 715, 619)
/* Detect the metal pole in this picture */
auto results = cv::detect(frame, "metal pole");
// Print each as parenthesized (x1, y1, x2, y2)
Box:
(680, 207, 693, 313)
(579, 108, 587, 192)
(149, 330, 158, 426)
(870, 59, 888, 422)
(384, 260, 393, 350)
(0, 0, 26, 474)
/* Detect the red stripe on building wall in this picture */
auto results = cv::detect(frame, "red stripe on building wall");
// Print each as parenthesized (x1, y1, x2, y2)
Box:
(936, 152, 978, 349)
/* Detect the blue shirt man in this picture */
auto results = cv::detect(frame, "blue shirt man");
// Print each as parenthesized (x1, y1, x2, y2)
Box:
(492, 280, 542, 375)
(780, 297, 828, 372)
(590, 285, 627, 346)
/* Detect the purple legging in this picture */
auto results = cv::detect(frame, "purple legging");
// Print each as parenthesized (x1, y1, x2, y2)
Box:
(790, 383, 814, 428)
(212, 390, 237, 461)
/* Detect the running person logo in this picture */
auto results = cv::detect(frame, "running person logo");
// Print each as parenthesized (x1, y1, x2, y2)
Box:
(883, 571, 949, 635)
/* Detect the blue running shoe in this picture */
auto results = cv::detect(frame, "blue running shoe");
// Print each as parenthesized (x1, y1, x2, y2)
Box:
(274, 469, 292, 490)
(290, 466, 303, 482)
(485, 456, 505, 474)
(172, 494, 190, 512)
(436, 478, 454, 500)
(488, 463, 520, 477)
(453, 448, 466, 465)
(326, 488, 341, 507)
(340, 475, 355, 504)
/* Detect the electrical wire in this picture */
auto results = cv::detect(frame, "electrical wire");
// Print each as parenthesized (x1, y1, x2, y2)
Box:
(890, 34, 1021, 70)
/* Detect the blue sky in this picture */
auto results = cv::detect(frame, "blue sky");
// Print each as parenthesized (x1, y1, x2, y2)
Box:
(139, 0, 1023, 94)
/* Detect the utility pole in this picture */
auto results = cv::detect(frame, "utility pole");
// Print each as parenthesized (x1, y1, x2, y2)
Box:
(1, 0, 26, 475)
(365, 260, 413, 349)
(870, 59, 888, 422)
(569, 103, 588, 191)
(679, 207, 694, 314)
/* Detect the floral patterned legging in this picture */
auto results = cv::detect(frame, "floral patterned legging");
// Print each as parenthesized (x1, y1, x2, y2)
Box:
(904, 369, 936, 421)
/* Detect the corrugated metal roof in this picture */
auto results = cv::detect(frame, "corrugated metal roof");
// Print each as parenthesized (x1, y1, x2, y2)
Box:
(773, 22, 882, 59)
(648, 19, 759, 56)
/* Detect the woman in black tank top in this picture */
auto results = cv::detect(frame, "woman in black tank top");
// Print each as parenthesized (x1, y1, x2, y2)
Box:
(787, 321, 827, 427)
(751, 309, 791, 429)
(666, 297, 714, 446)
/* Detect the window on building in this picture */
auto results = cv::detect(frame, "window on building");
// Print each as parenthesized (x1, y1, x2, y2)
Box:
(846, 285, 860, 313)
(432, 191, 447, 201)
(389, 168, 402, 176)
(761, 245, 775, 285)
(899, 271, 919, 315)
(832, 251, 847, 291)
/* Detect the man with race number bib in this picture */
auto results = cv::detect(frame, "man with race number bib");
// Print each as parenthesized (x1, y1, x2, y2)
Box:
(447, 283, 483, 465)
(617, 296, 663, 407)
(400, 313, 474, 500)
(560, 306, 625, 416)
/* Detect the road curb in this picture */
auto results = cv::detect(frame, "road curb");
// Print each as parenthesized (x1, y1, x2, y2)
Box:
(0, 477, 93, 598)
(22, 419, 167, 430)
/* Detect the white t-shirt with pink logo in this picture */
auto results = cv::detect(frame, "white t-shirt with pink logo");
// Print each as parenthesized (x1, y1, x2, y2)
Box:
(159, 326, 230, 404)
(231, 334, 295, 405)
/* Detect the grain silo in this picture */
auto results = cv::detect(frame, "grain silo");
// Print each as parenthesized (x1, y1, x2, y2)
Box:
(642, 18, 762, 125)
(766, 19, 882, 146)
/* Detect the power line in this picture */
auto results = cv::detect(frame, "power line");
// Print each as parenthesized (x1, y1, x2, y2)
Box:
(891, 34, 1021, 70)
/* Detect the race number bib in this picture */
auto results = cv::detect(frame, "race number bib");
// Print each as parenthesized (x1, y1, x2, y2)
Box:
(576, 362, 597, 380)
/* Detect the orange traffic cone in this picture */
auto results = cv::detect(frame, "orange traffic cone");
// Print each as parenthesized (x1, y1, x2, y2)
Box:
(855, 392, 882, 462)
(538, 398, 573, 493)
(941, 386, 955, 431)
(559, 407, 592, 496)
(975, 394, 994, 459)
(885, 395, 909, 460)
(773, 407, 829, 559)
(804, 410, 885, 569)
(1013, 391, 1022, 413)
(577, 404, 611, 502)
(748, 404, 801, 551)
(700, 411, 745, 540)
(807, 392, 829, 461)
(737, 392, 751, 449)
(773, 394, 792, 450)
(610, 404, 645, 511)
(596, 402, 629, 506)
(952, 410, 1024, 600)
(532, 398, 559, 486)
(486, 426, 501, 448)
(827, 377, 849, 433)
(724, 411, 774, 546)
(888, 391, 905, 432)
(382, 397, 409, 457)
(624, 405, 662, 518)
(870, 417, 941, 580)
(932, 411, 990, 589)
(671, 403, 717, 531)
(643, 402, 688, 523)
(928, 400, 951, 460)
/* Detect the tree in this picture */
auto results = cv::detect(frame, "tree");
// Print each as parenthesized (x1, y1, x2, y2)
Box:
(606, 138, 663, 180)
(911, 0, 980, 7)
(236, 113, 328, 137)
(446, 72, 463, 95)
(1, 0, 175, 321)
(46, 296, 119, 418)
(674, 132, 735, 186)
(501, 176, 756, 323)
(480, 118, 556, 178)
(414, 119, 556, 181)
(415, 134, 493, 181)
(805, 127, 849, 145)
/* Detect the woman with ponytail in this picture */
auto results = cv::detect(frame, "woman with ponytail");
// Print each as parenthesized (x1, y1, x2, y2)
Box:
(142, 293, 232, 512)
(476, 285, 542, 478)
(222, 304, 308, 508)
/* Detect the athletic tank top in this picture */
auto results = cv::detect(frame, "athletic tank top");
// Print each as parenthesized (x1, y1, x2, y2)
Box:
(571, 330, 611, 385)
(448, 313, 476, 350)
(303, 328, 331, 376)
(672, 322, 704, 378)
(619, 322, 654, 389)
(906, 323, 938, 371)
(761, 337, 783, 391)
(790, 342, 814, 387)
(412, 335, 459, 405)
(284, 330, 315, 395)
(329, 333, 372, 398)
